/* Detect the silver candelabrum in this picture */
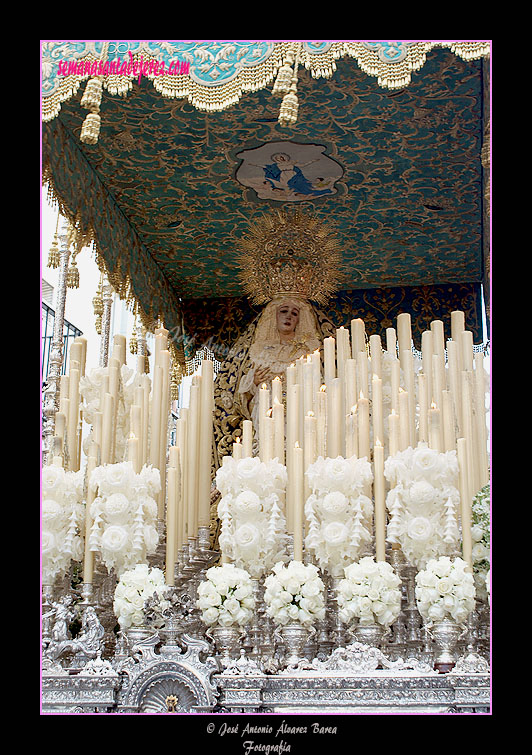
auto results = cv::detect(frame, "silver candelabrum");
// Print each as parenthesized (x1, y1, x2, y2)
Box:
(42, 538, 489, 678)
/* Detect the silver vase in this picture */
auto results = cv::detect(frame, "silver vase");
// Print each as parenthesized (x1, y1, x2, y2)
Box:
(126, 625, 158, 644)
(206, 625, 243, 666)
(351, 622, 386, 648)
(428, 618, 463, 672)
(277, 622, 313, 668)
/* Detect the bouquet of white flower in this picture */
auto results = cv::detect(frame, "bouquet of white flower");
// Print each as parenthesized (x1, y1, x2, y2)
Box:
(415, 556, 476, 625)
(88, 461, 160, 575)
(215, 456, 288, 578)
(304, 456, 374, 577)
(471, 484, 490, 602)
(42, 465, 85, 584)
(336, 556, 402, 627)
(196, 564, 255, 628)
(263, 561, 326, 626)
(113, 563, 170, 630)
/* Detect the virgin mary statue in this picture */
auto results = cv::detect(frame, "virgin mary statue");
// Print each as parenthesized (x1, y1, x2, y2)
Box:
(212, 209, 343, 469)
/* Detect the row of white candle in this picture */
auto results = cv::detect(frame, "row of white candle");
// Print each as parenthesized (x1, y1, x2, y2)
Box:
(164, 359, 214, 585)
(244, 311, 488, 569)
(53, 336, 88, 471)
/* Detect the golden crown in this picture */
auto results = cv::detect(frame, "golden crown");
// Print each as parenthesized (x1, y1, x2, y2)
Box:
(237, 209, 344, 306)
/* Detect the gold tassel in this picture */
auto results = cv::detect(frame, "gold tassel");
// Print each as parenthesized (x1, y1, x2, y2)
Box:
(47, 212, 61, 268)
(278, 82, 299, 127)
(47, 233, 60, 268)
(170, 363, 182, 401)
(66, 257, 80, 289)
(93, 275, 104, 333)
(80, 77, 103, 110)
(272, 62, 294, 96)
(129, 323, 138, 355)
(80, 112, 101, 145)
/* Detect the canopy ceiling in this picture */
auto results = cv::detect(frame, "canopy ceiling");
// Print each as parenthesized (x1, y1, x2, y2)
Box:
(41, 41, 490, 359)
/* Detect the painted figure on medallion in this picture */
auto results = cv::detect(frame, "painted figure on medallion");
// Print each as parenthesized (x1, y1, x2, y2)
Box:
(235, 141, 344, 202)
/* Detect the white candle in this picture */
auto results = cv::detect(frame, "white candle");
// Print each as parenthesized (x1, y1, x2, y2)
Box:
(351, 318, 365, 356)
(398, 389, 410, 451)
(242, 419, 253, 458)
(165, 465, 177, 585)
(198, 360, 214, 528)
(186, 383, 200, 539)
(311, 349, 321, 404)
(451, 310, 465, 343)
(130, 405, 142, 472)
(446, 340, 462, 436)
(150, 365, 163, 469)
(388, 410, 400, 456)
(357, 392, 370, 460)
(259, 383, 270, 461)
(303, 356, 314, 419)
(391, 358, 400, 414)
(429, 402, 441, 453)
(369, 334, 383, 379)
(263, 411, 274, 462)
(386, 327, 397, 356)
(273, 399, 285, 464)
(324, 338, 335, 456)
(421, 330, 434, 413)
(460, 330, 474, 373)
(345, 408, 356, 458)
(345, 358, 357, 423)
(373, 440, 386, 562)
(402, 349, 416, 447)
(397, 313, 412, 372)
(457, 437, 473, 570)
(83, 451, 98, 583)
(292, 443, 304, 561)
(272, 375, 283, 406)
(329, 378, 342, 458)
(474, 353, 489, 486)
(316, 385, 327, 458)
(357, 349, 369, 399)
(101, 392, 114, 464)
(67, 366, 80, 471)
(232, 436, 243, 460)
(372, 375, 384, 452)
(442, 390, 455, 451)
(418, 373, 428, 443)
(127, 432, 139, 473)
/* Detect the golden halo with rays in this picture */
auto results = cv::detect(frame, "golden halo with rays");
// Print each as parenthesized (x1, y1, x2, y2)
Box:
(236, 208, 345, 306)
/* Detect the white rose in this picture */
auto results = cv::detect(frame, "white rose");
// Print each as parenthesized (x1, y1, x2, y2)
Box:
(234, 523, 260, 549)
(427, 602, 447, 622)
(42, 530, 56, 554)
(407, 516, 433, 542)
(104, 493, 130, 521)
(42, 499, 63, 524)
(322, 521, 349, 546)
(101, 525, 129, 553)
(201, 607, 219, 625)
(234, 490, 262, 514)
(301, 580, 322, 598)
(412, 446, 440, 478)
(143, 525, 159, 554)
(409, 480, 437, 507)
(42, 466, 65, 495)
(320, 491, 348, 516)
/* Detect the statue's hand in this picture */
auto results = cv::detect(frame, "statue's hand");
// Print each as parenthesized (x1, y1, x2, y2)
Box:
(253, 366, 272, 386)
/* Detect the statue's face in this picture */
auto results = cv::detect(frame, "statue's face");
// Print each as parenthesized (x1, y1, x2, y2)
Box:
(276, 302, 300, 335)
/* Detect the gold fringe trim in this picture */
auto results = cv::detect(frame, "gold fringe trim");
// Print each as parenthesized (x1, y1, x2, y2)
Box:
(42, 166, 186, 368)
(42, 42, 490, 122)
